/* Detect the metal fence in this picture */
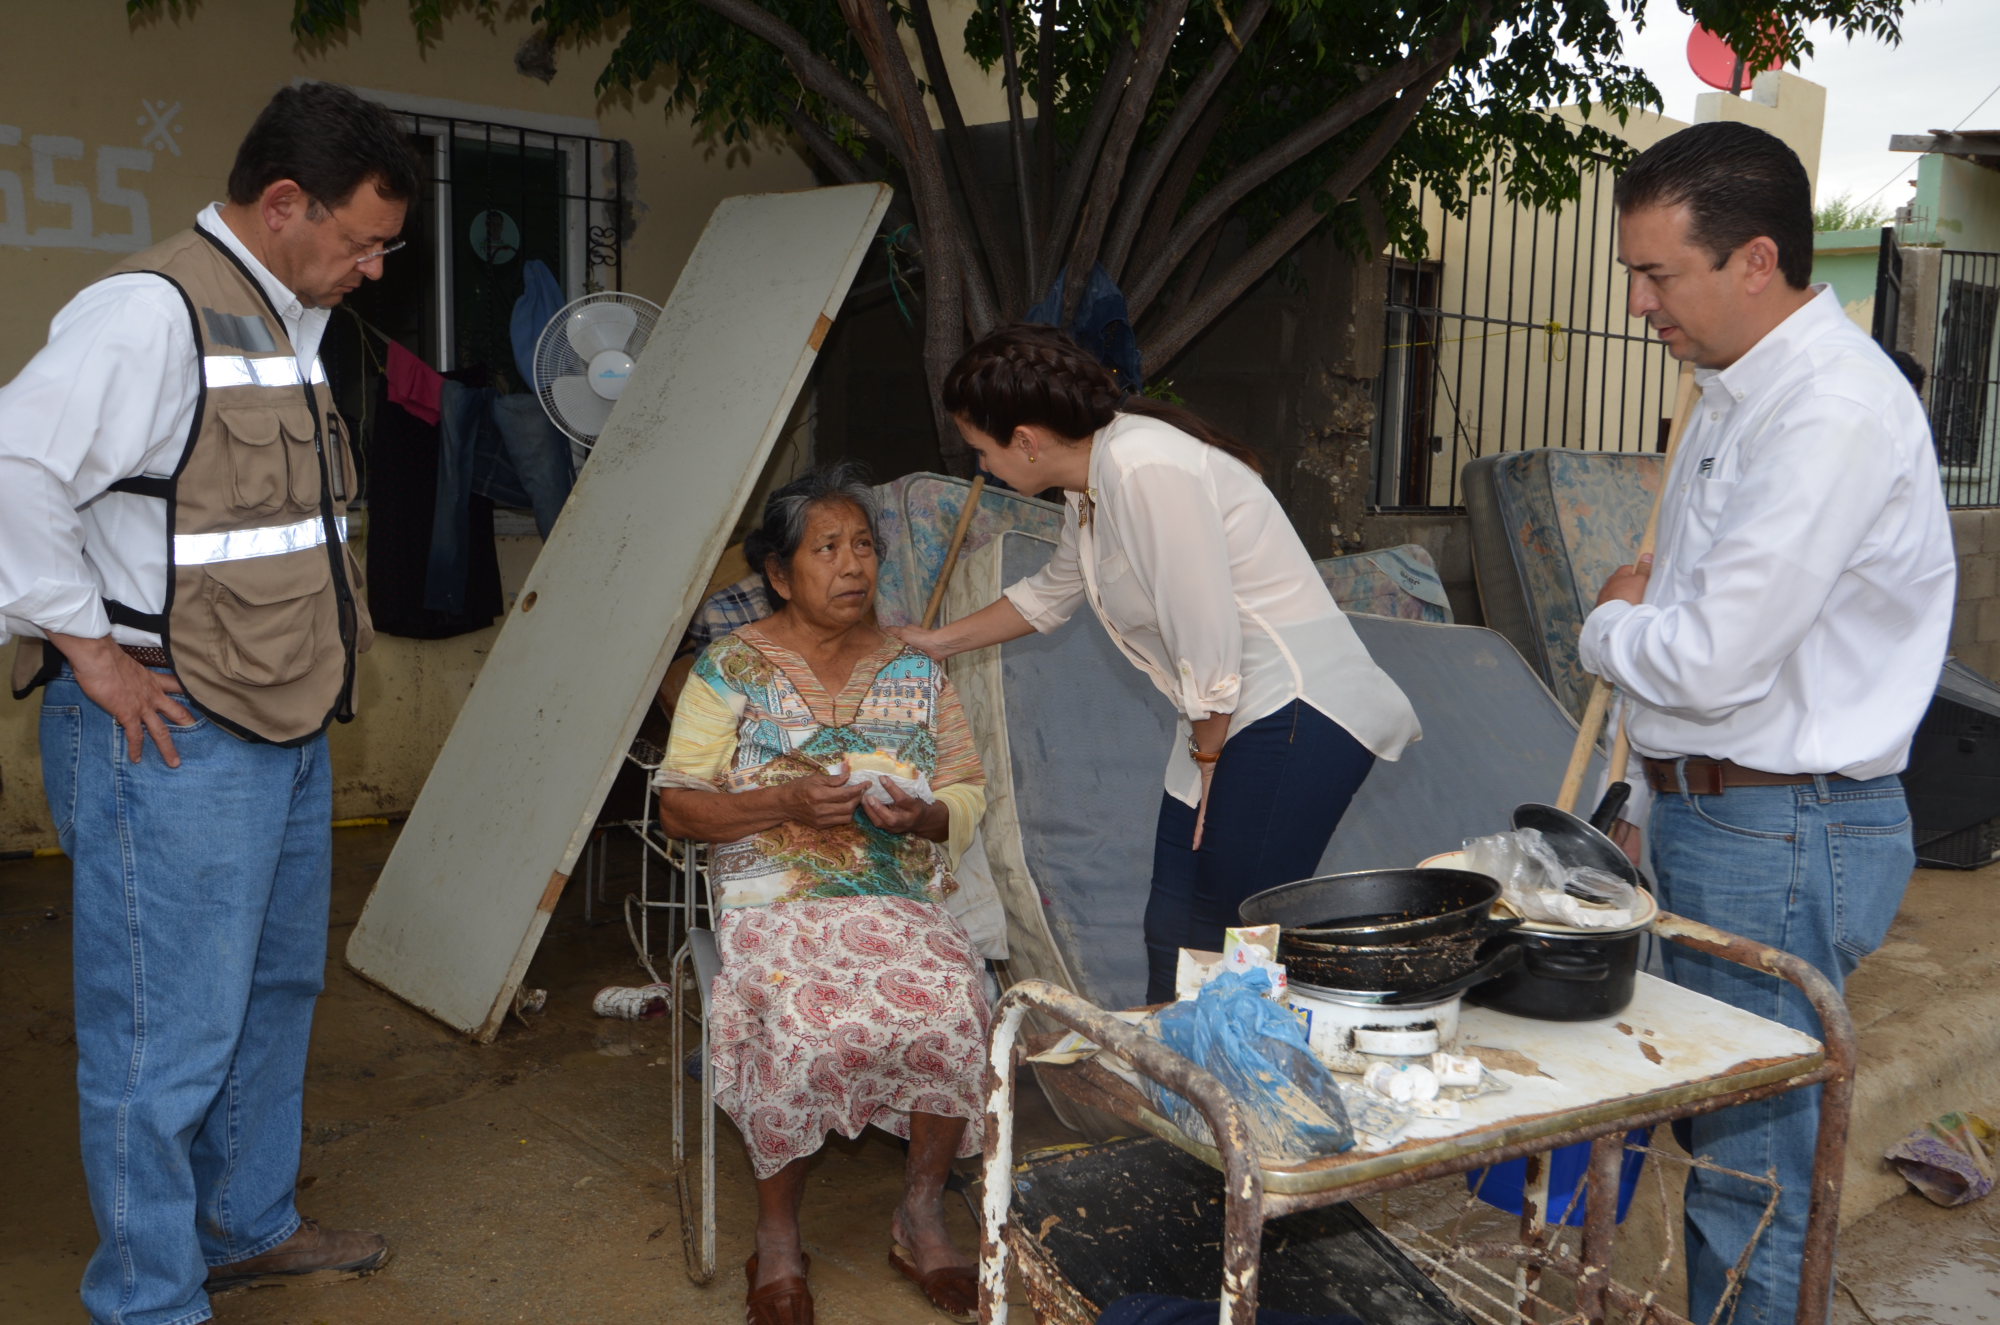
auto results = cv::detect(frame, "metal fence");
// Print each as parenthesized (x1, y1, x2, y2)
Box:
(1932, 249, 2000, 507)
(1370, 153, 1681, 510)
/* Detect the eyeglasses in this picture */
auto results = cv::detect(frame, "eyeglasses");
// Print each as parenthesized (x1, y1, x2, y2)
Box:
(309, 196, 407, 268)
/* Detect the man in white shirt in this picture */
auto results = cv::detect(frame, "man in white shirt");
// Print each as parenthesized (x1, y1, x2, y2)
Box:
(0, 84, 415, 1324)
(1582, 122, 1954, 1325)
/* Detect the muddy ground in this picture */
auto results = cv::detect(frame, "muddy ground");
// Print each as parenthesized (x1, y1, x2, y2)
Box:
(3, 826, 1997, 1323)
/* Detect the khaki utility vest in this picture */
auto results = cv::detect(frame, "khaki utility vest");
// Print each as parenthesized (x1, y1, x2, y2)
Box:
(12, 228, 373, 745)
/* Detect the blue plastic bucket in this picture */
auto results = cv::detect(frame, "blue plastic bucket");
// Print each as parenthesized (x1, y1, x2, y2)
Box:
(1466, 1130, 1651, 1226)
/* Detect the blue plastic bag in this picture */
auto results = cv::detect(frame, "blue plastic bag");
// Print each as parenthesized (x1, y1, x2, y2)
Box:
(1144, 969, 1354, 1163)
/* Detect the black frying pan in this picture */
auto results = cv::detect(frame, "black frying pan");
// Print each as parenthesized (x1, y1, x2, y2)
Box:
(1238, 867, 1505, 944)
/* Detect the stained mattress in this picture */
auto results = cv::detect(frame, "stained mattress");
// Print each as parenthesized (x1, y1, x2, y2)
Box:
(1462, 448, 1662, 718)
(946, 530, 1602, 1023)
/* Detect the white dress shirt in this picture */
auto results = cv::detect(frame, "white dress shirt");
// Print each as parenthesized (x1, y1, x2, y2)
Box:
(1004, 412, 1421, 805)
(0, 205, 329, 647)
(1579, 285, 1955, 781)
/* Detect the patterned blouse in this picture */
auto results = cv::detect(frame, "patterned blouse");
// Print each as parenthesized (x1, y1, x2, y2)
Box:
(656, 624, 987, 912)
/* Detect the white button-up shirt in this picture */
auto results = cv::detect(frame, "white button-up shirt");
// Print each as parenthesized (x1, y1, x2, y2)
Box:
(1579, 285, 1955, 781)
(0, 205, 329, 647)
(1004, 412, 1422, 805)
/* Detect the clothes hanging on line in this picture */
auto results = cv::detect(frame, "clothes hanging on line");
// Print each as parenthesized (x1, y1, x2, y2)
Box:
(386, 339, 444, 426)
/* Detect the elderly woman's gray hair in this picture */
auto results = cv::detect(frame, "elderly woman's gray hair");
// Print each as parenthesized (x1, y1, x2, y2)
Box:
(744, 461, 879, 598)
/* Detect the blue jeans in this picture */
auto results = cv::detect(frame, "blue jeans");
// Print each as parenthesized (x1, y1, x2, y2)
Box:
(1649, 768, 1912, 1325)
(1145, 703, 1376, 1003)
(42, 669, 332, 1325)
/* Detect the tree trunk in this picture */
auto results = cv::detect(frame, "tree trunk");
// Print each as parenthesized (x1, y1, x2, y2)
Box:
(1281, 210, 1389, 558)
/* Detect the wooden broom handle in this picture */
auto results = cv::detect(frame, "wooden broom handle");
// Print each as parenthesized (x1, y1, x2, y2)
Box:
(921, 474, 986, 630)
(1555, 364, 1700, 812)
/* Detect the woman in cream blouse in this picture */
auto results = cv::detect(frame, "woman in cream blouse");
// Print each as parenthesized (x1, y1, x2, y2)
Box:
(898, 324, 1421, 1002)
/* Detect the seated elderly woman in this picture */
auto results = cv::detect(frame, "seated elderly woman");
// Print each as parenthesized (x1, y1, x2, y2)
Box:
(654, 463, 989, 1325)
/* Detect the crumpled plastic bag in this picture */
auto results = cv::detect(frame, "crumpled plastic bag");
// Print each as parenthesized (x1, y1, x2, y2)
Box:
(1463, 827, 1642, 928)
(1142, 969, 1354, 1164)
(830, 761, 936, 806)
(1886, 1111, 1996, 1206)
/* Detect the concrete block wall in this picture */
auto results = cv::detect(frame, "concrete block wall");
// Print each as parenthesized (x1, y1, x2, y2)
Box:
(1949, 508, 2000, 681)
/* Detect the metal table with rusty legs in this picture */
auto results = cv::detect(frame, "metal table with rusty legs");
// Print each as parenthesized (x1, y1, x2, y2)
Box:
(976, 913, 1855, 1325)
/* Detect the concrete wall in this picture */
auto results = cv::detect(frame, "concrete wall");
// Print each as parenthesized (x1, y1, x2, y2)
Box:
(0, 1, 816, 852)
(1949, 509, 2000, 681)
(1811, 232, 1881, 329)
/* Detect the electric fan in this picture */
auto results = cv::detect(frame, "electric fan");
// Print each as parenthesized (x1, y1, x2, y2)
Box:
(532, 292, 664, 448)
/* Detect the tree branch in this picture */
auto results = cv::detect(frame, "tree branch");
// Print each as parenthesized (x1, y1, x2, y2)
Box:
(692, 0, 902, 154)
(910, 0, 1021, 315)
(1142, 55, 1456, 375)
(838, 0, 998, 335)
(1122, 92, 1228, 296)
(1059, 0, 1190, 323)
(1160, 217, 1225, 320)
(1033, 0, 1058, 268)
(1041, 32, 1135, 299)
(998, 0, 1038, 311)
(1102, 0, 1273, 282)
(1126, 38, 1454, 318)
(778, 103, 872, 185)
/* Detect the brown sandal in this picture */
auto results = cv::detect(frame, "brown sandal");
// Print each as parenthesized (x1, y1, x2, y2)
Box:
(889, 1243, 977, 1323)
(744, 1253, 813, 1325)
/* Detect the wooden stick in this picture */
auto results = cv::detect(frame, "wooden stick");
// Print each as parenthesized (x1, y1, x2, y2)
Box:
(922, 474, 987, 629)
(1555, 364, 1700, 812)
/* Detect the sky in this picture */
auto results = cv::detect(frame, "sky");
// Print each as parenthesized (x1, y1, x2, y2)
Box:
(1614, 1, 1999, 213)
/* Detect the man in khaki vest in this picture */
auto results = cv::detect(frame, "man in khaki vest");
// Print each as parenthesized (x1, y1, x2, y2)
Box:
(0, 84, 416, 1325)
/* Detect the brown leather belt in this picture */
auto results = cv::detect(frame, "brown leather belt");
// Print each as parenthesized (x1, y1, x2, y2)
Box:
(1642, 756, 1847, 796)
(120, 644, 172, 670)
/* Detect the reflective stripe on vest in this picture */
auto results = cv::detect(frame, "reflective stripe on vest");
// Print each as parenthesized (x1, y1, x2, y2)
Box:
(202, 356, 327, 389)
(174, 515, 347, 566)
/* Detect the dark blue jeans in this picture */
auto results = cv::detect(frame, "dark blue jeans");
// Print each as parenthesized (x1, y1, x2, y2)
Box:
(1145, 702, 1375, 1003)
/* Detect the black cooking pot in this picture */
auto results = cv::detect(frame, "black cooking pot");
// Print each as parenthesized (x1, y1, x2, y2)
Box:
(1238, 868, 1506, 943)
(1466, 923, 1643, 1021)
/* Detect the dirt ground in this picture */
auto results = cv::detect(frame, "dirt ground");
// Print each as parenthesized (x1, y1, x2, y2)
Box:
(4, 825, 1999, 1324)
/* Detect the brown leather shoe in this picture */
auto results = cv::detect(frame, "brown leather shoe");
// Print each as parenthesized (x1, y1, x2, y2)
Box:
(744, 1253, 813, 1325)
(206, 1218, 389, 1290)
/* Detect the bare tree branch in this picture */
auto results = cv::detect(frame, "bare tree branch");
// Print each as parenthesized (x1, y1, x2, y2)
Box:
(1033, 0, 1058, 271)
(1059, 0, 1190, 322)
(1122, 93, 1228, 296)
(1041, 34, 1135, 299)
(693, 0, 902, 153)
(1126, 41, 1450, 317)
(910, 0, 1021, 315)
(1142, 55, 1456, 375)
(839, 0, 998, 456)
(1159, 217, 1225, 320)
(778, 102, 872, 185)
(998, 0, 1039, 308)
(1101, 0, 1273, 282)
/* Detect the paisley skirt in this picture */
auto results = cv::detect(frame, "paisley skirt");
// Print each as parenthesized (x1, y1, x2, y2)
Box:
(710, 895, 990, 1179)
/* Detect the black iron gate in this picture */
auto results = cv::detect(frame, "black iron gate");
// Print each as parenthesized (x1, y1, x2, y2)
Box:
(1370, 152, 1681, 510)
(1934, 249, 2000, 507)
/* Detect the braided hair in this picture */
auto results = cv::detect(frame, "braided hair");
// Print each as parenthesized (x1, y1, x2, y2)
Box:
(942, 324, 1262, 475)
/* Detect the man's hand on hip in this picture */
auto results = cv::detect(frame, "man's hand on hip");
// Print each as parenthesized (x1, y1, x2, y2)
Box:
(50, 632, 193, 767)
(1596, 553, 1654, 608)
